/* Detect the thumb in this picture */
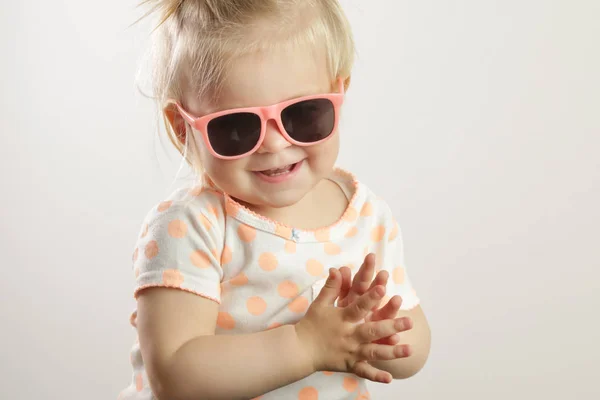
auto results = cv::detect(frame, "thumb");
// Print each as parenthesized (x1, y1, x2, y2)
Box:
(315, 268, 341, 306)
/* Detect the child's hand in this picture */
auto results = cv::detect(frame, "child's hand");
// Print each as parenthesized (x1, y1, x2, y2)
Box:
(337, 253, 409, 346)
(295, 268, 412, 384)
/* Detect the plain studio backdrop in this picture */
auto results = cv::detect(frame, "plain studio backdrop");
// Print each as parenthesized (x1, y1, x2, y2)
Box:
(1, 0, 598, 399)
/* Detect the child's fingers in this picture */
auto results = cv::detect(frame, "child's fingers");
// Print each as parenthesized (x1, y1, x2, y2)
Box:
(373, 333, 401, 346)
(314, 268, 342, 306)
(356, 317, 412, 343)
(370, 295, 403, 322)
(342, 254, 376, 307)
(352, 360, 393, 384)
(337, 266, 352, 305)
(352, 254, 376, 294)
(357, 342, 411, 362)
(367, 295, 407, 345)
(343, 285, 385, 322)
(362, 270, 389, 312)
(367, 270, 389, 294)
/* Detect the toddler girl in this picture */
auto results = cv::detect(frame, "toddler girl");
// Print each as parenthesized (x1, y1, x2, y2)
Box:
(120, 1, 430, 399)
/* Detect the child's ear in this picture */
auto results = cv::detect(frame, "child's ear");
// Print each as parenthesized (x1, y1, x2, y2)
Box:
(163, 103, 187, 144)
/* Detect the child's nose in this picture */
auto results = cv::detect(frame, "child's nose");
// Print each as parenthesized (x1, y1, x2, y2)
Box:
(257, 119, 291, 154)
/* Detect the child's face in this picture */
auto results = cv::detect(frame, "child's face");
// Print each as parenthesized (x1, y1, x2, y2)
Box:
(182, 44, 340, 209)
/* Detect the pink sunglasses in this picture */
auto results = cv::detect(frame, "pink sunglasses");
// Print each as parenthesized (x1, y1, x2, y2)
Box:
(169, 78, 346, 160)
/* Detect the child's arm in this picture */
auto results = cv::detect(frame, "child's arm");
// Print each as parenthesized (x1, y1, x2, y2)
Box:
(137, 287, 315, 400)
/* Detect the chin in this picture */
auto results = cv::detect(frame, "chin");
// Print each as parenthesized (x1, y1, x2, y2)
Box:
(254, 188, 309, 209)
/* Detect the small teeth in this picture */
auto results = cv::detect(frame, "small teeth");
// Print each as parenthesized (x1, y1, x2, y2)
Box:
(261, 163, 294, 176)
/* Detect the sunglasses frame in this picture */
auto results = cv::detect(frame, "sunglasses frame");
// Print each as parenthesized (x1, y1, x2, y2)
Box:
(169, 78, 346, 160)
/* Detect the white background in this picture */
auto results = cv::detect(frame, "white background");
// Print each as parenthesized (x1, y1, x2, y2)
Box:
(1, 1, 599, 399)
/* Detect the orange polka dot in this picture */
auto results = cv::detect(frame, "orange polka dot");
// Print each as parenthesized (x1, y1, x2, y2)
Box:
(210, 248, 219, 259)
(275, 225, 293, 240)
(199, 214, 212, 230)
(163, 269, 184, 286)
(389, 222, 399, 242)
(324, 242, 341, 255)
(322, 371, 335, 376)
(238, 224, 256, 242)
(347, 263, 355, 270)
(140, 224, 148, 238)
(230, 273, 249, 286)
(306, 259, 324, 276)
(314, 229, 330, 242)
(267, 322, 283, 330)
(285, 240, 296, 253)
(135, 373, 143, 391)
(393, 267, 405, 284)
(343, 206, 358, 222)
(226, 200, 240, 217)
(190, 250, 211, 268)
(216, 312, 236, 330)
(209, 205, 219, 217)
(298, 386, 318, 400)
(345, 226, 358, 238)
(157, 201, 172, 212)
(132, 248, 138, 262)
(259, 252, 278, 271)
(278, 280, 299, 298)
(360, 202, 373, 216)
(288, 296, 309, 313)
(221, 246, 232, 265)
(134, 266, 140, 278)
(247, 296, 267, 315)
(168, 219, 187, 238)
(343, 376, 359, 392)
(371, 225, 385, 242)
(356, 390, 371, 400)
(145, 240, 159, 259)
(189, 186, 203, 197)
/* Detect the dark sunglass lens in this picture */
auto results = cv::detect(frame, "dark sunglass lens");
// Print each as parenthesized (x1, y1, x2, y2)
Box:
(281, 99, 335, 143)
(207, 113, 261, 157)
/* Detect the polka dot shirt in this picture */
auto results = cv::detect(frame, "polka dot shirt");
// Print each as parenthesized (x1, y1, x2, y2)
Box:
(120, 169, 420, 400)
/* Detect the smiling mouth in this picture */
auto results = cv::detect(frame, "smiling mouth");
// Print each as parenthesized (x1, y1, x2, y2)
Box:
(258, 162, 299, 177)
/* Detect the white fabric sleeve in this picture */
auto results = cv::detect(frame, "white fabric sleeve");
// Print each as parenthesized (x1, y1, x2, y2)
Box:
(380, 215, 421, 310)
(131, 201, 224, 304)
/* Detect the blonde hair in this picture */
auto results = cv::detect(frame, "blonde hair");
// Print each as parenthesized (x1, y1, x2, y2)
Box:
(136, 0, 355, 178)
